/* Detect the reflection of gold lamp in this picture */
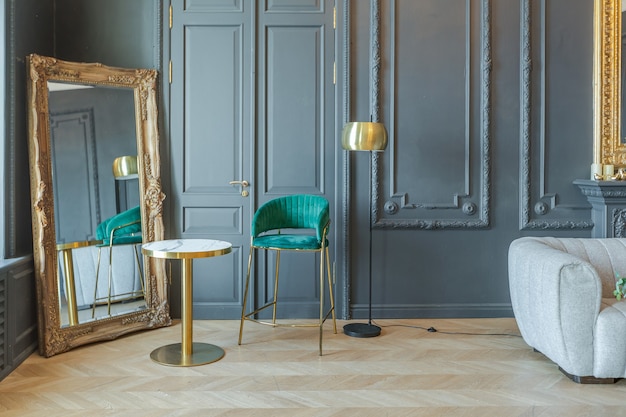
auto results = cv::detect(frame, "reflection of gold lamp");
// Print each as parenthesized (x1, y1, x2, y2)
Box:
(113, 155, 139, 213)
(342, 121, 388, 338)
(113, 155, 138, 179)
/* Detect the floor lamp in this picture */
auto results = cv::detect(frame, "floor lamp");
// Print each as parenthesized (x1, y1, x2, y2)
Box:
(112, 155, 139, 214)
(342, 121, 388, 338)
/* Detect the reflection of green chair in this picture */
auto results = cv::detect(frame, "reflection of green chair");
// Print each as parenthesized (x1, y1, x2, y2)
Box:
(238, 194, 337, 355)
(92, 205, 145, 317)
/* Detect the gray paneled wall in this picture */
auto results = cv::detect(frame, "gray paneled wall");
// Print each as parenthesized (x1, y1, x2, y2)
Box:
(48, 0, 596, 320)
(0, 257, 37, 381)
(3, 0, 54, 382)
(344, 0, 594, 319)
(5, 1, 599, 342)
(53, 0, 161, 69)
(5, 0, 54, 258)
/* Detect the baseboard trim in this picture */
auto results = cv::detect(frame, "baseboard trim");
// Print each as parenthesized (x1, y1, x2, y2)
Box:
(347, 303, 514, 319)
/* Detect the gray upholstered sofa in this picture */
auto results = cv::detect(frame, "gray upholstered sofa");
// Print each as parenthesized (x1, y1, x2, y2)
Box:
(508, 237, 626, 383)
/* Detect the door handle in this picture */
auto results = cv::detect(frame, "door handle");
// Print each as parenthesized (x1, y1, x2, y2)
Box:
(229, 180, 249, 197)
(229, 180, 249, 187)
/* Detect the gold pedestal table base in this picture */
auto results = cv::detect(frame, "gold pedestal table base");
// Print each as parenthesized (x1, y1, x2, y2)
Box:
(150, 342, 224, 367)
(142, 239, 232, 367)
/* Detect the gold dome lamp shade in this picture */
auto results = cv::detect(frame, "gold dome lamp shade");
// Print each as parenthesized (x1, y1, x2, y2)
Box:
(341, 122, 388, 152)
(112, 155, 139, 180)
(112, 155, 139, 213)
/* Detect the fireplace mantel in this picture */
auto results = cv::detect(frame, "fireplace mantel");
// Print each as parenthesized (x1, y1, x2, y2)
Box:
(574, 179, 626, 238)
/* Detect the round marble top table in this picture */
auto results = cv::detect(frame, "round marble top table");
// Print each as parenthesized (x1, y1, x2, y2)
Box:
(142, 239, 232, 366)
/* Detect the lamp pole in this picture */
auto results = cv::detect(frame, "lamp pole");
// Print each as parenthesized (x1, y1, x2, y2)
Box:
(343, 149, 381, 338)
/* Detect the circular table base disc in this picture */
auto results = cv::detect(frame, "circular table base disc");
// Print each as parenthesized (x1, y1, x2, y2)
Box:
(150, 342, 225, 366)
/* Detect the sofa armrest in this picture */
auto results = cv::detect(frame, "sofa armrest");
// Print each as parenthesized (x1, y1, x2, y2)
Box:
(508, 237, 602, 376)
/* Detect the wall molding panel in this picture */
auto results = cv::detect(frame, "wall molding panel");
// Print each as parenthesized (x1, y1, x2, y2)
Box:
(266, 0, 322, 13)
(340, 0, 351, 319)
(370, 0, 386, 229)
(374, 0, 492, 230)
(185, 0, 243, 12)
(519, 0, 592, 231)
(264, 23, 327, 195)
(350, 301, 513, 319)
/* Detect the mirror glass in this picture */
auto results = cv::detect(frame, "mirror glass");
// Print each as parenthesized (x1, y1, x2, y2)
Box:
(48, 82, 146, 326)
(27, 54, 170, 357)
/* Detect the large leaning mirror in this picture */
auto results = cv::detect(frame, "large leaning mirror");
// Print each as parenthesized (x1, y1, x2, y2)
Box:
(595, 0, 623, 166)
(26, 54, 170, 357)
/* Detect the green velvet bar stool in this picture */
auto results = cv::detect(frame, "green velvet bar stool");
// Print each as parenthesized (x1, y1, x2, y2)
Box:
(92, 205, 145, 317)
(238, 194, 337, 355)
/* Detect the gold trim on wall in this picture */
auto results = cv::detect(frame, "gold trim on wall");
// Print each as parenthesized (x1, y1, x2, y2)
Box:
(595, 0, 622, 165)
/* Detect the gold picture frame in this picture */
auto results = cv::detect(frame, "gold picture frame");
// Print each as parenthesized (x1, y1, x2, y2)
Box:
(595, 0, 623, 166)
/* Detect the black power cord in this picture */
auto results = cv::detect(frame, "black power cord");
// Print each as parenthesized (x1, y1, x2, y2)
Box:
(371, 320, 522, 338)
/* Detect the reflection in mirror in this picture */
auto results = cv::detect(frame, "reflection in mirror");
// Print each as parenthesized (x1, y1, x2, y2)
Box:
(47, 82, 147, 327)
(27, 54, 170, 357)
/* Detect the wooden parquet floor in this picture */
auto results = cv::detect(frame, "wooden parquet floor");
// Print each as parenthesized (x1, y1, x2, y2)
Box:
(2, 318, 626, 416)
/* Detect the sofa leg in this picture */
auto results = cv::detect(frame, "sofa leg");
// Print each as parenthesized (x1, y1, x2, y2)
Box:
(558, 367, 620, 384)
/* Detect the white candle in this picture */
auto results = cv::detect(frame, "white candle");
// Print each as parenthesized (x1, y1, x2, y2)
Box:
(591, 163, 603, 180)
(604, 164, 615, 179)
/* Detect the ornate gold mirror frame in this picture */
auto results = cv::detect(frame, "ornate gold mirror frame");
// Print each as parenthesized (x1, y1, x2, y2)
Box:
(26, 54, 170, 357)
(595, 0, 623, 166)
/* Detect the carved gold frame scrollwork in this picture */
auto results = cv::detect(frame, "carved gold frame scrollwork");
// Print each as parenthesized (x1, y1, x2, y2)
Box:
(26, 54, 170, 357)
(595, 0, 623, 166)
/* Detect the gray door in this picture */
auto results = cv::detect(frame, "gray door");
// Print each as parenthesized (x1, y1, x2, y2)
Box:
(170, 0, 336, 319)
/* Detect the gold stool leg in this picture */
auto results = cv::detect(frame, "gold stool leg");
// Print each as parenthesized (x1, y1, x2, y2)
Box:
(133, 244, 146, 297)
(326, 246, 337, 333)
(318, 246, 325, 356)
(272, 250, 280, 324)
(92, 247, 103, 318)
(107, 243, 114, 315)
(239, 247, 254, 345)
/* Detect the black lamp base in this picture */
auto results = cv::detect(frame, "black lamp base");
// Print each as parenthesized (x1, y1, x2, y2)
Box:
(343, 322, 381, 338)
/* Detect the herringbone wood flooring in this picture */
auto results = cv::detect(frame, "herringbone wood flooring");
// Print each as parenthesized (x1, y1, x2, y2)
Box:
(1, 318, 626, 416)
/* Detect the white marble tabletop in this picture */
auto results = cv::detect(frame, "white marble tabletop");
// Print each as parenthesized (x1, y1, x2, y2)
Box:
(142, 239, 232, 259)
